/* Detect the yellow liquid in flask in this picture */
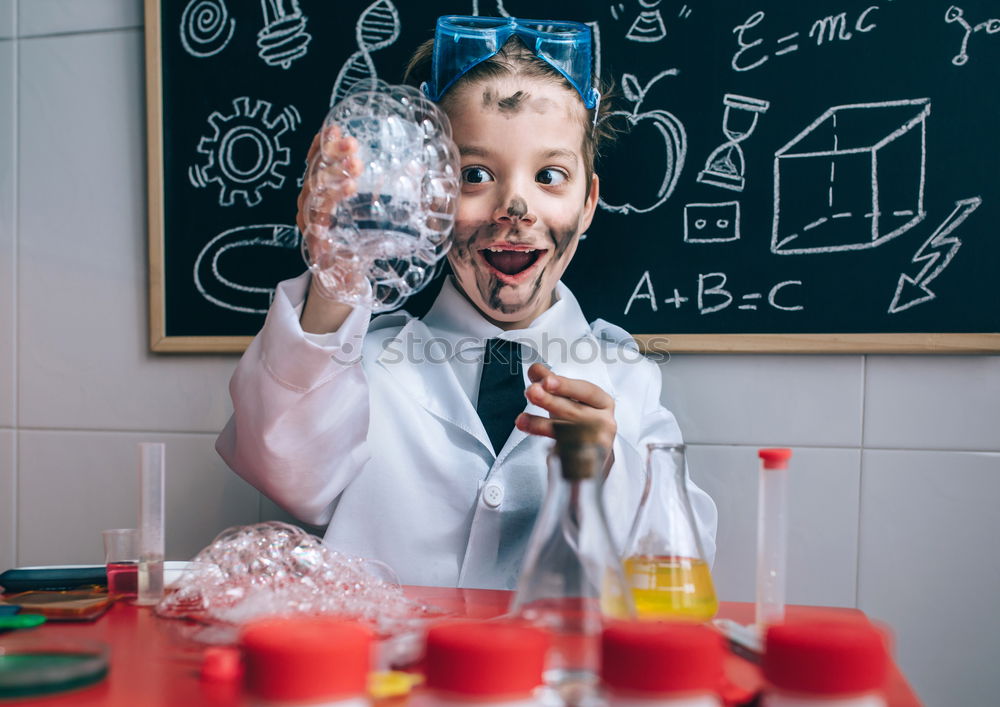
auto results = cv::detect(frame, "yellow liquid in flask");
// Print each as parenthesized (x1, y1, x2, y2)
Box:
(624, 555, 718, 621)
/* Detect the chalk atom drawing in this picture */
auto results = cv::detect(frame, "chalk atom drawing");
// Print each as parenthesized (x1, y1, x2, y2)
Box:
(180, 0, 235, 58)
(697, 93, 770, 192)
(189, 97, 300, 207)
(330, 0, 401, 106)
(684, 202, 741, 243)
(945, 5, 1000, 66)
(257, 0, 311, 69)
(772, 99, 930, 255)
(599, 70, 686, 215)
(888, 197, 981, 314)
(194, 224, 300, 314)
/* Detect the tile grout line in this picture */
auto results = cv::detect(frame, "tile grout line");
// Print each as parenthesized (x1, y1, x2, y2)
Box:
(855, 355, 869, 610)
(11, 0, 18, 568)
(16, 25, 143, 41)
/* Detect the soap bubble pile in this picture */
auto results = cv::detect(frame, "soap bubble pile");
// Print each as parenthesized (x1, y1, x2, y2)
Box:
(302, 79, 460, 312)
(156, 522, 434, 639)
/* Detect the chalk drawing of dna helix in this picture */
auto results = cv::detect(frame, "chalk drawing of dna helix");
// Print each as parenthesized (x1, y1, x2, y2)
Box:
(330, 0, 401, 106)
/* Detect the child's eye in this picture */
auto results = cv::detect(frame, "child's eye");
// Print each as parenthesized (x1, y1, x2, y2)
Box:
(536, 168, 568, 186)
(462, 167, 494, 184)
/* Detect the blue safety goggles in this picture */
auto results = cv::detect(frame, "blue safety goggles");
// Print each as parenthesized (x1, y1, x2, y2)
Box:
(421, 15, 600, 110)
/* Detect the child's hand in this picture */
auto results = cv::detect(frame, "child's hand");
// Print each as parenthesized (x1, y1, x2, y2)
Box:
(297, 125, 364, 273)
(517, 362, 617, 466)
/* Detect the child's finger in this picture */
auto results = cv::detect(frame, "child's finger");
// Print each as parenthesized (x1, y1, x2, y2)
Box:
(515, 412, 556, 439)
(525, 382, 590, 419)
(526, 362, 550, 383)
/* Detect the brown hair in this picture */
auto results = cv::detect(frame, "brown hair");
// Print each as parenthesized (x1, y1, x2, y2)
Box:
(404, 36, 616, 184)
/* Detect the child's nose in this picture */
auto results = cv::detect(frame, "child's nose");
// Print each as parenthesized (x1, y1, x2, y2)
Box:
(491, 195, 537, 228)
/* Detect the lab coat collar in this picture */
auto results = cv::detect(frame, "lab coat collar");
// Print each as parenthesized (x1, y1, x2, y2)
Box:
(377, 277, 617, 461)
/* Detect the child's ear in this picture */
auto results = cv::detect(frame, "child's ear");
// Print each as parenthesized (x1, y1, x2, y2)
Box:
(580, 173, 600, 233)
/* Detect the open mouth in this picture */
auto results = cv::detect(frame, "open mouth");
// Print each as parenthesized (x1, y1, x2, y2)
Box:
(480, 246, 545, 281)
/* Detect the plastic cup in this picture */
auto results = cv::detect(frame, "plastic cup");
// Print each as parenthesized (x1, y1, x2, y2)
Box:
(101, 529, 138, 599)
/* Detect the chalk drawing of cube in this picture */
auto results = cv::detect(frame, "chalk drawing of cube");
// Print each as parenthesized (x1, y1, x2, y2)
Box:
(772, 99, 930, 255)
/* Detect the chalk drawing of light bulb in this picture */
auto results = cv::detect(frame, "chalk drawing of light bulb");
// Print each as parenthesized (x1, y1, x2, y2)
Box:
(626, 0, 667, 43)
(257, 0, 311, 69)
(598, 70, 687, 215)
(330, 0, 401, 106)
(697, 94, 770, 192)
(179, 0, 235, 58)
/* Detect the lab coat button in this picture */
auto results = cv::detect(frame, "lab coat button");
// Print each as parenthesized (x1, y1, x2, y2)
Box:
(482, 483, 504, 508)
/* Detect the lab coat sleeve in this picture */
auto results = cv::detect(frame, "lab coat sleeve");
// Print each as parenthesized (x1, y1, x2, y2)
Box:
(215, 273, 374, 525)
(604, 356, 719, 568)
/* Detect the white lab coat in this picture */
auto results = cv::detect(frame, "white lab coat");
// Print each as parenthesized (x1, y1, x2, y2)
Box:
(217, 273, 717, 589)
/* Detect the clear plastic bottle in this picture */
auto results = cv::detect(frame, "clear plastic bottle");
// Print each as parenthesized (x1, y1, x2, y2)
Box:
(510, 421, 635, 702)
(601, 621, 725, 707)
(621, 443, 717, 621)
(410, 620, 550, 707)
(756, 448, 792, 630)
(240, 616, 372, 707)
(762, 618, 890, 707)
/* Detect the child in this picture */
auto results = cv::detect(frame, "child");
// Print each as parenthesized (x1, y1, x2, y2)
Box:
(217, 16, 717, 590)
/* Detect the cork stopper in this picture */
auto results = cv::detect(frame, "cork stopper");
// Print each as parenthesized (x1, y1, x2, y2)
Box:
(552, 421, 604, 480)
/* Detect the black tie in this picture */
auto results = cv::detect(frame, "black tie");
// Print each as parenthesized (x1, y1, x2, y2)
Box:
(477, 339, 526, 455)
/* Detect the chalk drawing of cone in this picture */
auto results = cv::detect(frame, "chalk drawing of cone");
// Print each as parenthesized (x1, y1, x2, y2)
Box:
(330, 0, 401, 106)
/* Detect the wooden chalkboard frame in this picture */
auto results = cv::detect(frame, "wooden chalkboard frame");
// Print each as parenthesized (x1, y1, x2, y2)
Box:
(144, 0, 1000, 354)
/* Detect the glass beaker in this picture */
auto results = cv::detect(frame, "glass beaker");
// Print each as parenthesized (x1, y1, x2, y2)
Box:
(509, 421, 634, 700)
(622, 443, 718, 621)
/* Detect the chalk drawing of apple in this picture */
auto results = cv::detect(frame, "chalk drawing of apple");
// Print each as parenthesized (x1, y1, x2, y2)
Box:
(599, 69, 687, 215)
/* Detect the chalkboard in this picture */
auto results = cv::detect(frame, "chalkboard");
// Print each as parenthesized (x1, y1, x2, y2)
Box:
(146, 0, 1000, 352)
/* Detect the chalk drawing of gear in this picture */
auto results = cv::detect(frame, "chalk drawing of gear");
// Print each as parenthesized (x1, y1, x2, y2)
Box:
(189, 97, 301, 207)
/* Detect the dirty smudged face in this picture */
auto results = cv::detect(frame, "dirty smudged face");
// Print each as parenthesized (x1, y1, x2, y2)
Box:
(444, 77, 599, 330)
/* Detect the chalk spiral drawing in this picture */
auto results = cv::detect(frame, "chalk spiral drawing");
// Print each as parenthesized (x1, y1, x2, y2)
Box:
(599, 70, 686, 215)
(772, 99, 930, 255)
(180, 0, 235, 58)
(945, 6, 1000, 66)
(330, 0, 401, 106)
(189, 97, 301, 207)
(194, 225, 300, 314)
(888, 197, 981, 314)
(697, 94, 770, 192)
(257, 0, 312, 69)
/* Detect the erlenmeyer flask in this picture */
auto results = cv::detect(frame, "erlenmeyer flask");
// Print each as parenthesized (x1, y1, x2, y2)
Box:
(622, 443, 718, 621)
(510, 421, 634, 698)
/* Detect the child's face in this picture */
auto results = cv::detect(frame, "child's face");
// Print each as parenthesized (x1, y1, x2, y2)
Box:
(444, 76, 599, 330)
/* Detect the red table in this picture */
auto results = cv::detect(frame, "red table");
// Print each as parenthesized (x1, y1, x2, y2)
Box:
(1, 588, 922, 706)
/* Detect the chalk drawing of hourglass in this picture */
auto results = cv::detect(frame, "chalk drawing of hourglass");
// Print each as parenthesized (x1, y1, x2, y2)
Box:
(697, 94, 770, 192)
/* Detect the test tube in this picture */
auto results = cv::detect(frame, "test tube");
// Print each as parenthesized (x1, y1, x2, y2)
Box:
(136, 442, 165, 606)
(755, 448, 792, 631)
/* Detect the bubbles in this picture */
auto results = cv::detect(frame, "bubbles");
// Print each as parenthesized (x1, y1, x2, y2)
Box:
(303, 80, 460, 312)
(155, 521, 434, 639)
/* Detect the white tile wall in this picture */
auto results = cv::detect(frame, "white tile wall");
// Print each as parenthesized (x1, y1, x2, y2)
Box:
(865, 355, 1000, 451)
(660, 355, 865, 447)
(688, 444, 860, 609)
(0, 40, 13, 428)
(17, 430, 261, 565)
(858, 449, 1000, 707)
(0, 430, 13, 573)
(18, 0, 142, 37)
(17, 29, 237, 433)
(0, 1, 13, 40)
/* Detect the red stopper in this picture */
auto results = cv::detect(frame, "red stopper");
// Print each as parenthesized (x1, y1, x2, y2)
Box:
(240, 616, 372, 702)
(601, 621, 725, 695)
(200, 646, 243, 682)
(424, 620, 550, 698)
(763, 618, 890, 695)
(758, 448, 793, 469)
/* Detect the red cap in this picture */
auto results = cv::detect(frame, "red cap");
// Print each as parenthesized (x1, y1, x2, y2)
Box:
(601, 621, 725, 695)
(763, 618, 890, 695)
(758, 448, 793, 469)
(200, 646, 243, 682)
(424, 620, 550, 698)
(240, 616, 372, 702)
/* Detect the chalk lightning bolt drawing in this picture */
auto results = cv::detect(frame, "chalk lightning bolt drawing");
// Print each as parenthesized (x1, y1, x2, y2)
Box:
(330, 0, 401, 105)
(888, 197, 981, 314)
